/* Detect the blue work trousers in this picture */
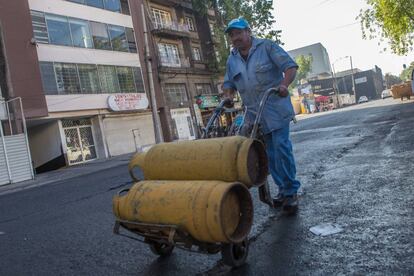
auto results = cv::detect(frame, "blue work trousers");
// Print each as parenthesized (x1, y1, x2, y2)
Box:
(263, 125, 301, 196)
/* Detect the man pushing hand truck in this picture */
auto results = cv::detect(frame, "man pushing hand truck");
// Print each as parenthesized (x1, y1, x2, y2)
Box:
(222, 17, 301, 214)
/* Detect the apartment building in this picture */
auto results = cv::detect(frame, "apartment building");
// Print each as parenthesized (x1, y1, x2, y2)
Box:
(288, 43, 332, 80)
(0, 0, 156, 174)
(145, 0, 220, 141)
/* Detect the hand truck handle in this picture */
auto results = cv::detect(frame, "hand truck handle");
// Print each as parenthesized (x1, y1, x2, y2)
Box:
(250, 86, 280, 139)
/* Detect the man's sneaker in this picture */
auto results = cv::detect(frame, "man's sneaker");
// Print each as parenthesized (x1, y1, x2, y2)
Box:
(282, 194, 298, 214)
(272, 193, 286, 208)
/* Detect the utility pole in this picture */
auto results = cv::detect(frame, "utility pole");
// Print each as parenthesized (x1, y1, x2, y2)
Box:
(331, 63, 341, 108)
(141, 2, 163, 143)
(349, 56, 356, 101)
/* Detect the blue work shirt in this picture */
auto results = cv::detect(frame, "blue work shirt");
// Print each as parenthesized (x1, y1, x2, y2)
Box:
(223, 37, 298, 134)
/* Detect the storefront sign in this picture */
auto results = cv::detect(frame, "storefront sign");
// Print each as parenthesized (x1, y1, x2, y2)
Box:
(108, 93, 149, 111)
(195, 95, 220, 109)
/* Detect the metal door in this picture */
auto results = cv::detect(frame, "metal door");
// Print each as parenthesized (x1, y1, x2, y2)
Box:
(63, 120, 97, 165)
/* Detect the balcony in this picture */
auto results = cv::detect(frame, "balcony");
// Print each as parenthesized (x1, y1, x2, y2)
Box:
(159, 56, 190, 68)
(151, 21, 191, 38)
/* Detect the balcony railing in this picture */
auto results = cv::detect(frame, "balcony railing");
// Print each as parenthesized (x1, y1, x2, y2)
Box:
(159, 56, 190, 68)
(152, 21, 190, 33)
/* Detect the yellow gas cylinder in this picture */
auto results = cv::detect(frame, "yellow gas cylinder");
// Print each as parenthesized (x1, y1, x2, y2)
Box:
(128, 136, 268, 188)
(113, 180, 253, 243)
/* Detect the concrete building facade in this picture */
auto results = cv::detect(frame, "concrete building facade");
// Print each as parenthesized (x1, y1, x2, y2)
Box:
(0, 0, 156, 173)
(288, 43, 332, 80)
(145, 0, 220, 141)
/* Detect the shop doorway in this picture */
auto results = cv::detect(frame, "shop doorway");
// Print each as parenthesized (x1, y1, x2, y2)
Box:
(170, 108, 195, 140)
(62, 119, 97, 165)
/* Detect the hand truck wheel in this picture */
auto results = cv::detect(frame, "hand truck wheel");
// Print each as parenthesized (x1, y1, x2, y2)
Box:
(148, 242, 174, 256)
(221, 238, 249, 267)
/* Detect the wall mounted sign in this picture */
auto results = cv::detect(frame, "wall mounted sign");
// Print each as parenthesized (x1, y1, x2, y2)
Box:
(108, 93, 149, 111)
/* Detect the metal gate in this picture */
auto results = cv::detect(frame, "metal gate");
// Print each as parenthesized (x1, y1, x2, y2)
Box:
(62, 119, 97, 165)
(0, 98, 34, 186)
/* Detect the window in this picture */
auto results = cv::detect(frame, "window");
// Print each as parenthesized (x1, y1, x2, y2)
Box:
(54, 63, 81, 94)
(125, 28, 137, 53)
(209, 23, 215, 36)
(31, 11, 49, 44)
(104, 0, 121, 12)
(78, 64, 101, 93)
(133, 67, 145, 93)
(117, 67, 136, 93)
(120, 0, 130, 15)
(45, 14, 72, 46)
(108, 25, 128, 52)
(185, 17, 195, 32)
(165, 84, 188, 104)
(86, 0, 104, 9)
(39, 62, 58, 94)
(98, 65, 120, 93)
(90, 22, 111, 50)
(195, 84, 213, 96)
(158, 43, 180, 67)
(192, 47, 202, 61)
(151, 8, 172, 29)
(39, 62, 143, 95)
(67, 0, 130, 15)
(68, 0, 85, 3)
(69, 18, 93, 48)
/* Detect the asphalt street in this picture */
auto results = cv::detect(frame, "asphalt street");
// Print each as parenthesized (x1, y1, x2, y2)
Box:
(0, 98, 413, 275)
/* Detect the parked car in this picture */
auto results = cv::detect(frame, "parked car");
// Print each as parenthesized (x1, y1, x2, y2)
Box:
(358, 96, 369, 104)
(381, 89, 392, 99)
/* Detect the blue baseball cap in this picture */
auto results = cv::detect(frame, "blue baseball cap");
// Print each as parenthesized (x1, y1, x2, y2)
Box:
(224, 17, 250, 33)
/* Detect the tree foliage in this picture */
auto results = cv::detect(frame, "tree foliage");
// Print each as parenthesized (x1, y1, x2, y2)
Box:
(384, 73, 402, 88)
(192, 0, 281, 42)
(399, 61, 414, 81)
(292, 55, 313, 88)
(192, 0, 282, 73)
(358, 0, 414, 55)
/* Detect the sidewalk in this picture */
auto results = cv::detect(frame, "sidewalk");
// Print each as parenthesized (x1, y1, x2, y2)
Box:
(0, 153, 134, 196)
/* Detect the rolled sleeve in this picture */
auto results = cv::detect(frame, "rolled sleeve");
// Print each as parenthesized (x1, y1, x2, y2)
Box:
(223, 65, 236, 90)
(267, 42, 298, 73)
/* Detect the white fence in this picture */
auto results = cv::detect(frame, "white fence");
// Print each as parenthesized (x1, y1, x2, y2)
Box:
(0, 98, 34, 186)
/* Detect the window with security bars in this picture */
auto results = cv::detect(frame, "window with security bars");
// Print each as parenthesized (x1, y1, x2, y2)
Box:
(78, 64, 101, 93)
(39, 62, 145, 95)
(192, 47, 202, 61)
(30, 11, 49, 44)
(164, 84, 188, 104)
(195, 84, 214, 96)
(158, 43, 180, 67)
(133, 67, 145, 93)
(151, 8, 172, 29)
(185, 17, 196, 32)
(39, 62, 58, 94)
(117, 67, 136, 93)
(98, 65, 120, 93)
(54, 63, 81, 94)
(62, 118, 92, 128)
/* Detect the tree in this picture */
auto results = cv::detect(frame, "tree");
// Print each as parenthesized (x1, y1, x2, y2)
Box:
(292, 55, 313, 88)
(384, 73, 402, 88)
(192, 0, 282, 72)
(399, 61, 414, 81)
(192, 0, 281, 42)
(358, 0, 414, 55)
